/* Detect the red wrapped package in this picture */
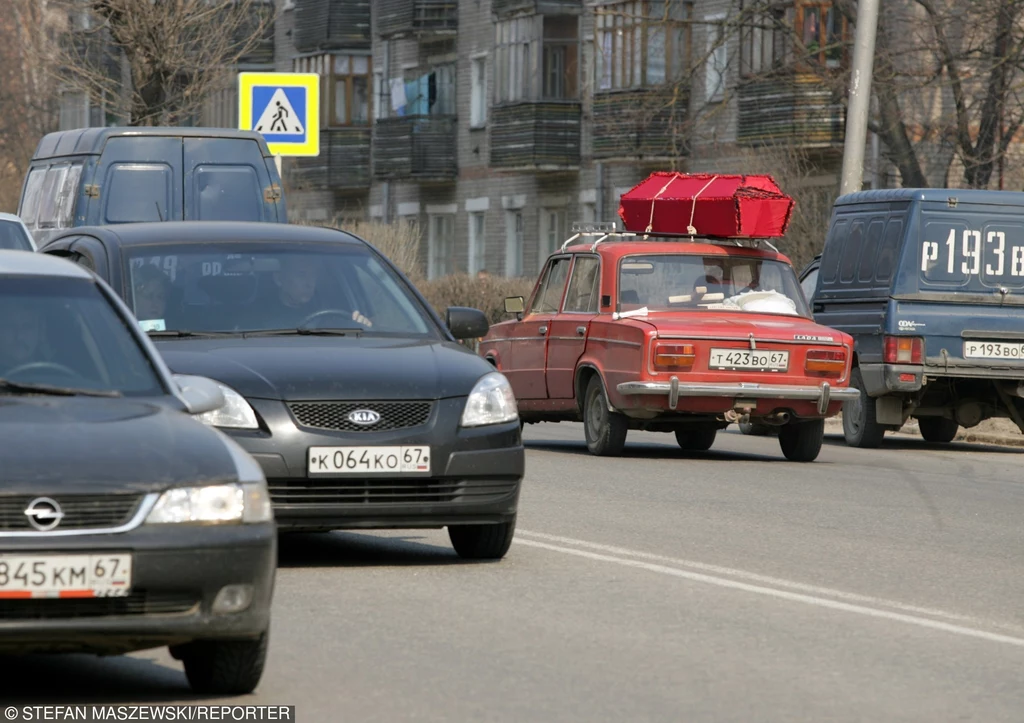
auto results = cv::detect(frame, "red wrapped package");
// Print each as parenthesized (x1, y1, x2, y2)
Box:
(617, 172, 795, 238)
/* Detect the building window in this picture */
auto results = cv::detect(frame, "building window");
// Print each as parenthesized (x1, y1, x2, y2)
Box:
(470, 58, 487, 127)
(59, 91, 88, 130)
(704, 14, 727, 102)
(595, 2, 693, 91)
(495, 16, 533, 103)
(469, 212, 486, 275)
(294, 54, 371, 127)
(505, 210, 524, 277)
(581, 201, 597, 223)
(388, 64, 456, 117)
(428, 214, 455, 280)
(739, 2, 791, 76)
(798, 2, 846, 68)
(739, 1, 846, 76)
(495, 15, 579, 103)
(541, 17, 579, 100)
(540, 208, 566, 261)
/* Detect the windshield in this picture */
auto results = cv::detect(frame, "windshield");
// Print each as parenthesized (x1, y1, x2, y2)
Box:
(123, 242, 435, 336)
(0, 220, 34, 251)
(0, 276, 165, 395)
(618, 253, 810, 317)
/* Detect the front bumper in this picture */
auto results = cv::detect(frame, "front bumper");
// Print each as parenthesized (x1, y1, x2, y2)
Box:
(0, 523, 275, 655)
(230, 397, 524, 531)
(617, 378, 860, 415)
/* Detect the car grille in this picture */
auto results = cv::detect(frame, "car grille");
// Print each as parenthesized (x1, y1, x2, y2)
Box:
(0, 493, 143, 531)
(0, 591, 199, 619)
(288, 401, 433, 432)
(270, 479, 519, 506)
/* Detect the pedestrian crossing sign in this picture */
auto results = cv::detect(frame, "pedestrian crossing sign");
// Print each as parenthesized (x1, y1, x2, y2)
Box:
(238, 72, 319, 157)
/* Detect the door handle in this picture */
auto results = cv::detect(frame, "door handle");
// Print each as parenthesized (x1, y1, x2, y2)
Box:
(538, 326, 548, 335)
(813, 303, 824, 313)
(576, 326, 587, 336)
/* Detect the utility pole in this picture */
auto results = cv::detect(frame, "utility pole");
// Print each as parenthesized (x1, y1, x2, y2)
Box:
(839, 0, 881, 196)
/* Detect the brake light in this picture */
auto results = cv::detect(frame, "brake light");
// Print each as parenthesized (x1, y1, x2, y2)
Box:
(883, 336, 924, 364)
(805, 348, 846, 375)
(654, 343, 696, 371)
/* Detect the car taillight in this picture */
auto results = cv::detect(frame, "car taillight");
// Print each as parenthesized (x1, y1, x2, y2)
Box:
(805, 348, 846, 375)
(883, 336, 924, 364)
(654, 343, 695, 371)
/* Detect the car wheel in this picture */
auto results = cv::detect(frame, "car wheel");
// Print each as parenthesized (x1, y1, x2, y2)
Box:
(448, 516, 516, 560)
(176, 630, 269, 696)
(918, 416, 959, 443)
(779, 418, 825, 462)
(739, 419, 773, 436)
(842, 368, 886, 448)
(583, 375, 627, 456)
(675, 426, 716, 451)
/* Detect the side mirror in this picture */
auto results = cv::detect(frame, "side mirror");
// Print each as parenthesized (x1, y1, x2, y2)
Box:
(446, 306, 490, 340)
(504, 296, 525, 314)
(174, 374, 226, 416)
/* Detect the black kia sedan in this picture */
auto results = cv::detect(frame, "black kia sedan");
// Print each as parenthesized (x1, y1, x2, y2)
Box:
(0, 249, 275, 695)
(39, 222, 525, 560)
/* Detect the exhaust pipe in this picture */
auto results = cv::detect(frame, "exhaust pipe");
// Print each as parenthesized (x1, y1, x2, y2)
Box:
(724, 410, 740, 423)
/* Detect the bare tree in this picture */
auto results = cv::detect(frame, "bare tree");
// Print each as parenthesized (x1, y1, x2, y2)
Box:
(56, 0, 276, 127)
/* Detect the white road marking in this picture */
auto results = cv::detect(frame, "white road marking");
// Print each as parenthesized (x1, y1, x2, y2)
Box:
(515, 531, 1024, 648)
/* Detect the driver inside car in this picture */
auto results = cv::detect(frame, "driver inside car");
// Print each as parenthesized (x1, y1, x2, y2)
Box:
(270, 255, 372, 329)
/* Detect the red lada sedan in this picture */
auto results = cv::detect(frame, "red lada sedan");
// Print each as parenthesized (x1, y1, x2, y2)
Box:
(480, 228, 857, 462)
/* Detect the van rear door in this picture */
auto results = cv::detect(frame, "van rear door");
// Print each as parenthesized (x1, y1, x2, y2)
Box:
(183, 137, 283, 222)
(92, 137, 184, 224)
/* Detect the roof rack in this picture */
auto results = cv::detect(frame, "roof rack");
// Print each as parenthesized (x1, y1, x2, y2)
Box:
(560, 221, 780, 253)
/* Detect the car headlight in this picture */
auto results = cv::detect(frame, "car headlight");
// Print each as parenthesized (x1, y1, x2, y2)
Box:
(145, 482, 273, 524)
(192, 382, 259, 429)
(460, 371, 518, 427)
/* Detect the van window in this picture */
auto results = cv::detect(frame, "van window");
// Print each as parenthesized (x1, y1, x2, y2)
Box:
(800, 266, 819, 302)
(820, 218, 848, 283)
(194, 166, 261, 221)
(839, 219, 864, 283)
(58, 164, 83, 227)
(104, 163, 173, 223)
(876, 218, 903, 282)
(18, 167, 47, 226)
(857, 219, 885, 283)
(37, 164, 70, 229)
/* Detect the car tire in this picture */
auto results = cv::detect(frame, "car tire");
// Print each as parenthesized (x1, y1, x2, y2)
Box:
(675, 426, 717, 451)
(918, 416, 959, 443)
(583, 375, 627, 456)
(449, 516, 516, 560)
(739, 419, 773, 436)
(779, 418, 825, 462)
(176, 630, 269, 696)
(842, 368, 886, 448)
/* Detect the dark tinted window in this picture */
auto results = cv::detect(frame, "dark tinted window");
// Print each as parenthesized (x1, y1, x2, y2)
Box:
(857, 219, 885, 283)
(0, 220, 34, 251)
(0, 276, 164, 396)
(839, 220, 864, 283)
(124, 242, 436, 336)
(104, 163, 173, 223)
(876, 218, 903, 282)
(195, 166, 262, 221)
(820, 218, 848, 283)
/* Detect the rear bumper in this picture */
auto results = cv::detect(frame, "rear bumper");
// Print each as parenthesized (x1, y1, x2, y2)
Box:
(617, 378, 859, 415)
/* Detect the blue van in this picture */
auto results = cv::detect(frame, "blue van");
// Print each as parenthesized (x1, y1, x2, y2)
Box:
(17, 127, 287, 246)
(803, 188, 1024, 447)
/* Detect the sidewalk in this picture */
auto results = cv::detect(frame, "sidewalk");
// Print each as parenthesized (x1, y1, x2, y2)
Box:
(824, 415, 1024, 448)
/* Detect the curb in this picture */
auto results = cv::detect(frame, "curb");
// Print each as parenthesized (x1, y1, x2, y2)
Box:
(824, 416, 1024, 449)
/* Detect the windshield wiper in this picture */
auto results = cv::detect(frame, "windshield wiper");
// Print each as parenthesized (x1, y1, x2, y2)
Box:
(147, 330, 240, 338)
(0, 378, 122, 398)
(243, 327, 365, 338)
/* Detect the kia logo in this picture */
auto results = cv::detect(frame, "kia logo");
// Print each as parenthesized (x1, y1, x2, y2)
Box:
(347, 409, 381, 426)
(24, 497, 64, 531)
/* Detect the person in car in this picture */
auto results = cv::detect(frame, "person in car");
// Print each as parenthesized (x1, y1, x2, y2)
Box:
(133, 263, 171, 321)
(269, 254, 372, 328)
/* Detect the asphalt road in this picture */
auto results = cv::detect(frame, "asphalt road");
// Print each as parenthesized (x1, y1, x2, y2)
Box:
(7, 423, 1024, 722)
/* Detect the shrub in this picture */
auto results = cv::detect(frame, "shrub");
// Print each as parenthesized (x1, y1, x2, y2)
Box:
(297, 218, 422, 280)
(418, 274, 535, 325)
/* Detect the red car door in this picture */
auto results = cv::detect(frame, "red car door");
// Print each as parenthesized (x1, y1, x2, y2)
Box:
(546, 254, 601, 399)
(506, 256, 572, 400)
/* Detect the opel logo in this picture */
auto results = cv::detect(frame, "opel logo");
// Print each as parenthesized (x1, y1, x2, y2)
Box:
(347, 409, 381, 426)
(24, 497, 64, 531)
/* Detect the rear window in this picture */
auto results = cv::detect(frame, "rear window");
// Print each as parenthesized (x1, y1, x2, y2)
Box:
(919, 212, 1024, 291)
(194, 166, 262, 221)
(104, 163, 173, 223)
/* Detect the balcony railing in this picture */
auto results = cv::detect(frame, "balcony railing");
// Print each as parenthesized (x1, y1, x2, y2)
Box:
(737, 74, 845, 148)
(591, 87, 689, 160)
(377, 0, 458, 38)
(492, 0, 582, 16)
(289, 128, 372, 192)
(490, 101, 582, 171)
(293, 0, 371, 52)
(373, 116, 457, 181)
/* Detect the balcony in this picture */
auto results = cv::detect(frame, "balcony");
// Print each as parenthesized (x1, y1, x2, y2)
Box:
(289, 129, 372, 192)
(737, 74, 845, 148)
(376, 0, 458, 38)
(492, 0, 582, 16)
(490, 102, 581, 171)
(373, 116, 457, 182)
(591, 87, 689, 160)
(293, 0, 371, 52)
